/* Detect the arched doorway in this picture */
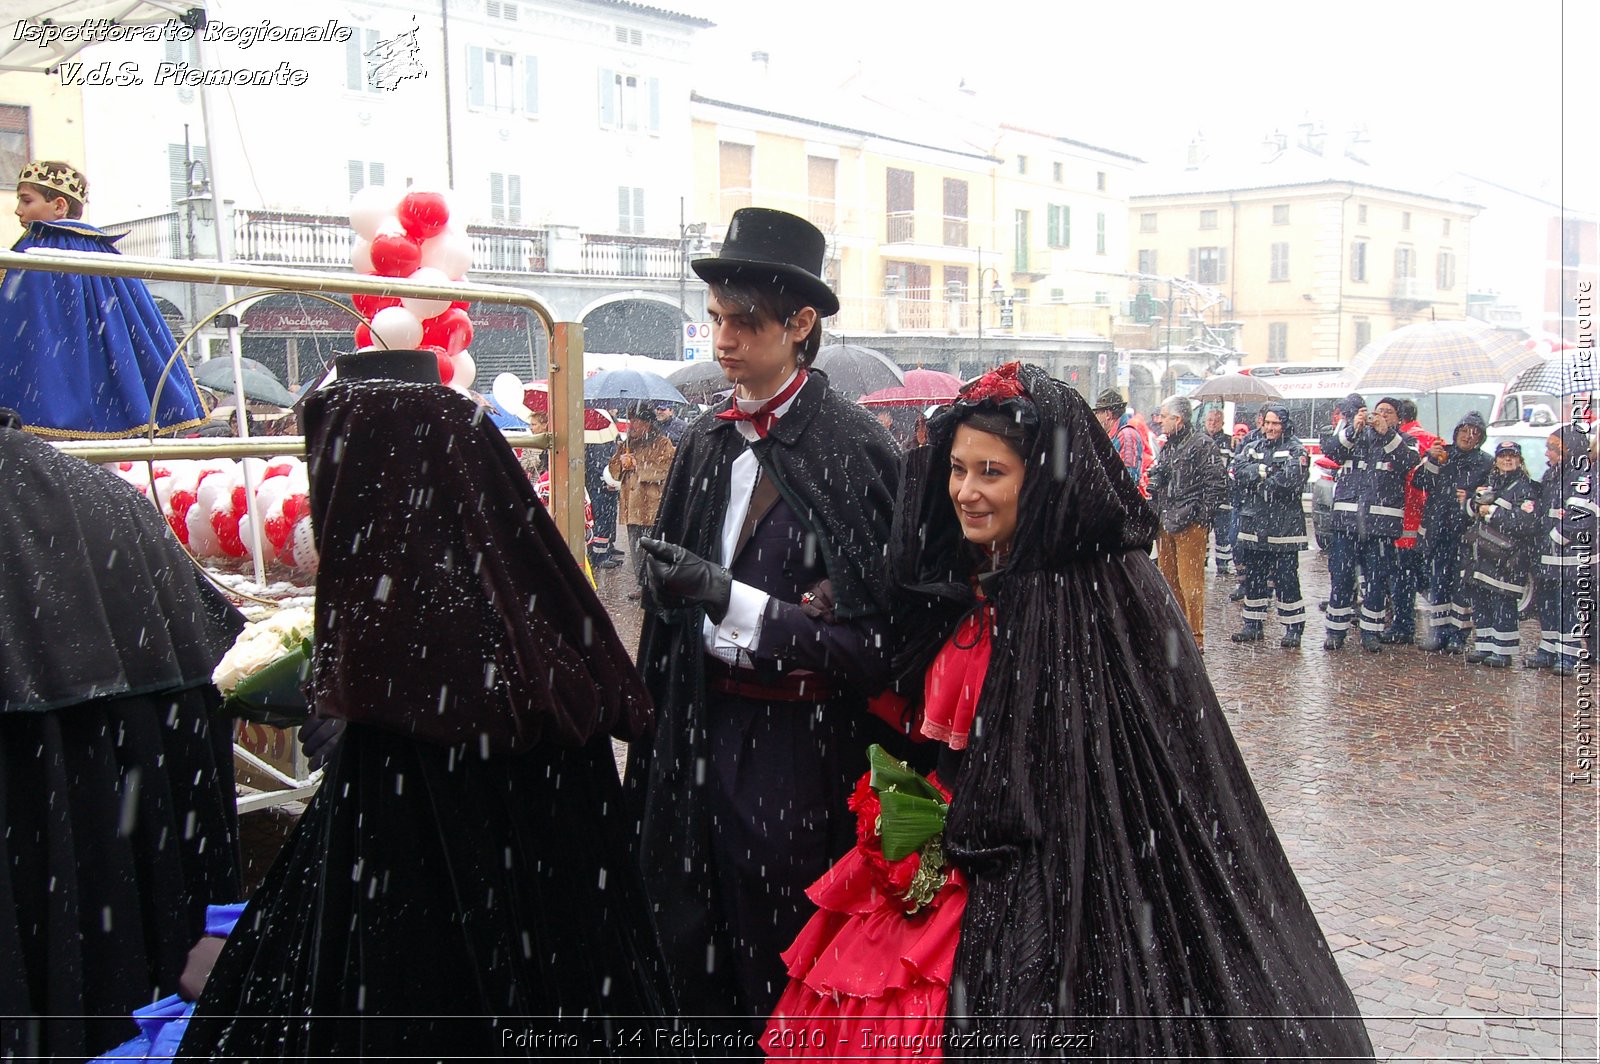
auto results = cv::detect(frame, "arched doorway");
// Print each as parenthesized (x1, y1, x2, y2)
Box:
(581, 297, 682, 359)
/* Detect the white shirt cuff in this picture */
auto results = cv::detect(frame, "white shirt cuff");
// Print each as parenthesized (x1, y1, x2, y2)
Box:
(711, 580, 769, 651)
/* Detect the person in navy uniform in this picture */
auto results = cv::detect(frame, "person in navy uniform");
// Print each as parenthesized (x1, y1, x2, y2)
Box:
(1462, 441, 1543, 668)
(626, 208, 906, 1025)
(1531, 425, 1594, 675)
(1413, 411, 1492, 652)
(1321, 396, 1418, 652)
(1229, 402, 1310, 647)
(1204, 406, 1238, 574)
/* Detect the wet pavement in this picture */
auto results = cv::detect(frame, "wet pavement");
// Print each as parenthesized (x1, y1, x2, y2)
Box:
(585, 546, 1598, 1063)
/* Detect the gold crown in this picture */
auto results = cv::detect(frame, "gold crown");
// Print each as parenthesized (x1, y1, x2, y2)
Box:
(18, 161, 87, 203)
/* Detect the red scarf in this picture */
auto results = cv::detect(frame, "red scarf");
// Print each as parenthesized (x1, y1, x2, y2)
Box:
(714, 369, 808, 438)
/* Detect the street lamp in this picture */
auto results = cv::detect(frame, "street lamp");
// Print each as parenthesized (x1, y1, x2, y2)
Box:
(976, 246, 1003, 366)
(677, 197, 708, 356)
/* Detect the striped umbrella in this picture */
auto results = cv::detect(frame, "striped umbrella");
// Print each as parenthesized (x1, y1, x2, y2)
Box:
(1348, 319, 1545, 393)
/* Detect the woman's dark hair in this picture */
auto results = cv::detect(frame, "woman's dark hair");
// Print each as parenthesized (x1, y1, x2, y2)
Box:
(708, 278, 824, 365)
(955, 406, 1033, 460)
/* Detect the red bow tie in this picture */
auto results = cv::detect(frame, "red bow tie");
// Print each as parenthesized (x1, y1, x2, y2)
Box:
(714, 369, 808, 438)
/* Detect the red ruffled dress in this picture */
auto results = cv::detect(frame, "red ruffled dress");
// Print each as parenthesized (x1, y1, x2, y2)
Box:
(764, 604, 991, 1060)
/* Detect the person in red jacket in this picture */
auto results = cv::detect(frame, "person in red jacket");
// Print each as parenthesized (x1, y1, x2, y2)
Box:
(1382, 398, 1439, 643)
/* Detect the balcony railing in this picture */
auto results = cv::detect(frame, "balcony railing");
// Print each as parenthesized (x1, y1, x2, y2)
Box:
(473, 224, 548, 273)
(834, 295, 1112, 337)
(234, 210, 353, 266)
(885, 210, 915, 243)
(580, 235, 679, 278)
(103, 212, 181, 258)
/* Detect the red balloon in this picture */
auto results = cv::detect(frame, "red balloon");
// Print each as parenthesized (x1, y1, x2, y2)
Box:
(352, 292, 399, 318)
(420, 307, 473, 357)
(450, 300, 470, 312)
(264, 511, 291, 550)
(354, 323, 373, 348)
(212, 508, 246, 558)
(435, 351, 455, 385)
(397, 191, 450, 241)
(369, 232, 421, 278)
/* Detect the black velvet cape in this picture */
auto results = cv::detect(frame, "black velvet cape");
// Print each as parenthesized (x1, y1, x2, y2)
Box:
(625, 369, 903, 1008)
(0, 418, 242, 1059)
(177, 381, 673, 1059)
(892, 366, 1375, 1058)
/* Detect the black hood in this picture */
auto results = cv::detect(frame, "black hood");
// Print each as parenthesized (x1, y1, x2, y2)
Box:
(1454, 410, 1488, 449)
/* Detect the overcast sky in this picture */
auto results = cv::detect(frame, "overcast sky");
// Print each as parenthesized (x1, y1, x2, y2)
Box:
(688, 0, 1594, 209)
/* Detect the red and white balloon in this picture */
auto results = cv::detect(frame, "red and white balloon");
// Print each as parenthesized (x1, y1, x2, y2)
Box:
(348, 186, 477, 392)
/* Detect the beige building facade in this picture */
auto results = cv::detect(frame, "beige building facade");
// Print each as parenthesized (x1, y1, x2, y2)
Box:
(1130, 180, 1480, 365)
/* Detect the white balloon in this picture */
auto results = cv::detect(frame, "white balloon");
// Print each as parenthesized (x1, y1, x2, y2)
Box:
(450, 350, 476, 391)
(289, 517, 319, 573)
(401, 266, 453, 319)
(254, 474, 292, 515)
(195, 468, 232, 514)
(351, 237, 374, 274)
(491, 372, 529, 418)
(187, 504, 221, 557)
(370, 305, 424, 349)
(241, 514, 276, 564)
(419, 230, 472, 280)
(349, 185, 401, 241)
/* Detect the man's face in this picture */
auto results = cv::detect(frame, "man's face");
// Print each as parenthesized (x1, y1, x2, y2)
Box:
(1205, 409, 1224, 434)
(654, 405, 674, 422)
(1260, 410, 1285, 442)
(1372, 403, 1398, 434)
(1158, 409, 1184, 436)
(1095, 409, 1118, 436)
(708, 291, 814, 400)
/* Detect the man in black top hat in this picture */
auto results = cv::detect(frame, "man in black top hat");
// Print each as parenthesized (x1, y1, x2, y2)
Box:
(626, 207, 906, 1024)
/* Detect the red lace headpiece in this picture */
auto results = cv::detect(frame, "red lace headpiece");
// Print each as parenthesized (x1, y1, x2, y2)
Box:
(959, 361, 1026, 403)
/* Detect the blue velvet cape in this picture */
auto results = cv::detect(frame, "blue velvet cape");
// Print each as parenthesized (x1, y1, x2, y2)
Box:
(0, 220, 205, 438)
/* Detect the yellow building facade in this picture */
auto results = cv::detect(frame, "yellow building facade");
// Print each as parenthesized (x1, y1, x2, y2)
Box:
(689, 91, 1137, 370)
(0, 73, 86, 242)
(1129, 181, 1479, 365)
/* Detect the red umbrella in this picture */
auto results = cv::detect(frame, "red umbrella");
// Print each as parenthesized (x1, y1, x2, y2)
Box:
(858, 368, 964, 407)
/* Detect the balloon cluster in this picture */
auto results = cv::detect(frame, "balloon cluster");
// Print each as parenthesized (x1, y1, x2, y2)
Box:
(347, 186, 476, 389)
(112, 458, 319, 573)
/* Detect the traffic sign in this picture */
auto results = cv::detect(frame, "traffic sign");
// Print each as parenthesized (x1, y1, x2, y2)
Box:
(683, 322, 713, 361)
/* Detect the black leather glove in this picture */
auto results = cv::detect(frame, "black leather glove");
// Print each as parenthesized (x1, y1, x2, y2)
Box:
(640, 537, 732, 623)
(299, 715, 347, 772)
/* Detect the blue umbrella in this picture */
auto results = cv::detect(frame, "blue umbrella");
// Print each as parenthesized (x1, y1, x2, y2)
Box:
(583, 368, 687, 407)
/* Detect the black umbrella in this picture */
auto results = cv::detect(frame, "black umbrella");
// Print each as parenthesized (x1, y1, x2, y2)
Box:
(192, 357, 295, 407)
(812, 344, 905, 399)
(1187, 372, 1283, 403)
(583, 368, 687, 406)
(665, 359, 731, 404)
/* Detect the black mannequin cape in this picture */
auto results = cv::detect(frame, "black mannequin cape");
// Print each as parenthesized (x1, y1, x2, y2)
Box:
(177, 381, 673, 1059)
(624, 369, 902, 1005)
(891, 366, 1375, 1059)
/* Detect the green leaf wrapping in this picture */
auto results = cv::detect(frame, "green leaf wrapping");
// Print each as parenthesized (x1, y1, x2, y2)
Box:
(221, 640, 312, 727)
(867, 743, 949, 861)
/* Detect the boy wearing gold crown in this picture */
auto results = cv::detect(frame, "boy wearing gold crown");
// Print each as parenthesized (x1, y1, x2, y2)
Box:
(1, 160, 206, 438)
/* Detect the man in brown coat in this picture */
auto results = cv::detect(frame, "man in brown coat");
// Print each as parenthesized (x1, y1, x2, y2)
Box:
(607, 407, 675, 599)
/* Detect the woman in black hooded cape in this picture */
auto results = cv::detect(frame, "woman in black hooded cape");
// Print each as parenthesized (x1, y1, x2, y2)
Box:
(887, 364, 1374, 1058)
(176, 370, 675, 1059)
(0, 408, 242, 1059)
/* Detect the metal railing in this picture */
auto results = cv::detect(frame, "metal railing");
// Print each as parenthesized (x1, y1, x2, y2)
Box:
(835, 294, 1113, 336)
(7, 249, 585, 554)
(103, 212, 182, 258)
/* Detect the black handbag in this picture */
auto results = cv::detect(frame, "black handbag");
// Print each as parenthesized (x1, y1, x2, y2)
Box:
(1465, 520, 1517, 558)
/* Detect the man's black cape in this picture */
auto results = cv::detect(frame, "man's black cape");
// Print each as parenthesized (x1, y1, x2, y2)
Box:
(891, 365, 1375, 1059)
(624, 369, 902, 1010)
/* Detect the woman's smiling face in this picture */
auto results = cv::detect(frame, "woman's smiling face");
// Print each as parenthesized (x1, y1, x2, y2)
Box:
(949, 423, 1025, 555)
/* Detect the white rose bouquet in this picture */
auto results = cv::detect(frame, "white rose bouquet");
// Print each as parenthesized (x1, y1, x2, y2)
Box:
(213, 607, 314, 725)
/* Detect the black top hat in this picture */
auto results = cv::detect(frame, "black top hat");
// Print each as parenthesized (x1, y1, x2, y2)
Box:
(691, 208, 839, 317)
